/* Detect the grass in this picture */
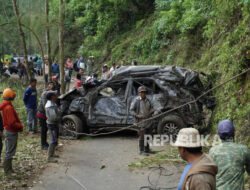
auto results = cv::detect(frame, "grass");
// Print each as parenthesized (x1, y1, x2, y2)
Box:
(128, 146, 185, 168)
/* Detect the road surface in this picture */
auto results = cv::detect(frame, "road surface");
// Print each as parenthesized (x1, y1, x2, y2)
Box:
(33, 134, 183, 190)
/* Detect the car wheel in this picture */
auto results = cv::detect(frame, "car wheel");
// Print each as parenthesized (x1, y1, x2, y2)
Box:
(60, 114, 83, 139)
(157, 115, 186, 141)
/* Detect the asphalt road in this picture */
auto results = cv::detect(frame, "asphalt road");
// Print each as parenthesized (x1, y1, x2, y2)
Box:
(33, 134, 183, 190)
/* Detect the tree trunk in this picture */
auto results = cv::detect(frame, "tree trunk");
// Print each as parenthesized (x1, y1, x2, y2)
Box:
(12, 0, 31, 80)
(45, 0, 52, 82)
(21, 24, 46, 87)
(59, 0, 65, 94)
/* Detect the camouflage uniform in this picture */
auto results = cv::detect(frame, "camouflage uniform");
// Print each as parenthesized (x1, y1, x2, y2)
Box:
(86, 60, 94, 76)
(209, 140, 250, 190)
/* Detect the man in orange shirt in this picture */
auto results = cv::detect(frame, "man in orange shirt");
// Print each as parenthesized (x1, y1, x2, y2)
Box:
(0, 88, 23, 175)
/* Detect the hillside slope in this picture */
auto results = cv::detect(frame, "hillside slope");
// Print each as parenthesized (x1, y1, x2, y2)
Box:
(65, 0, 249, 144)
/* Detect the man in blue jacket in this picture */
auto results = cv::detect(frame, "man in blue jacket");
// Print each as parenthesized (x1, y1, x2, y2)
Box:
(52, 59, 59, 76)
(23, 78, 37, 133)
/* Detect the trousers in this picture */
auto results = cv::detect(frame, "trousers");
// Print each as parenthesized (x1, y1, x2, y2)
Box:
(4, 130, 18, 160)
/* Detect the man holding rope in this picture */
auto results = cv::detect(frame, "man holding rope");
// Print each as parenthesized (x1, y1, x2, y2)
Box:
(130, 86, 155, 156)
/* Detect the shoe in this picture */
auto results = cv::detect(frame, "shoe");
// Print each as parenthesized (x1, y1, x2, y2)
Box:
(47, 144, 58, 163)
(3, 159, 13, 176)
(139, 151, 149, 156)
(145, 150, 156, 154)
(42, 146, 48, 150)
(145, 147, 155, 154)
(47, 157, 58, 163)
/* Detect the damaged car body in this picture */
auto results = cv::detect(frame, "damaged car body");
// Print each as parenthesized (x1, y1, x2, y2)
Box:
(59, 66, 215, 139)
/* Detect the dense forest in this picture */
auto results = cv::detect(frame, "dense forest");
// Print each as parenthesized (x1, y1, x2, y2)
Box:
(0, 0, 249, 144)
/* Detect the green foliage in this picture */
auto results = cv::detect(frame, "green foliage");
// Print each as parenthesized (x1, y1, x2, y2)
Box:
(0, 0, 249, 144)
(73, 0, 250, 145)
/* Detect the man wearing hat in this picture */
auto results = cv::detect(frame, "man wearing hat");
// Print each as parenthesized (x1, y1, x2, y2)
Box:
(0, 88, 23, 175)
(101, 64, 110, 80)
(130, 86, 155, 156)
(209, 120, 250, 190)
(87, 56, 94, 76)
(174, 128, 217, 190)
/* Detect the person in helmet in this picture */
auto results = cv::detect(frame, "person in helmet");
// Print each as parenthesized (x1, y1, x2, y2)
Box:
(130, 86, 155, 156)
(0, 88, 23, 175)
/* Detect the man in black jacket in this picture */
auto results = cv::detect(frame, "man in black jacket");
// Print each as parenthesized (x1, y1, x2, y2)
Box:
(37, 82, 55, 150)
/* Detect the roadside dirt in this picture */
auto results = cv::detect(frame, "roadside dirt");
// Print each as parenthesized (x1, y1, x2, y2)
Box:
(33, 134, 184, 190)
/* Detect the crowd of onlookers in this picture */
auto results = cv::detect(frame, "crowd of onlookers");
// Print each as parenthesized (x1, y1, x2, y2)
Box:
(42, 56, 138, 91)
(1, 55, 139, 93)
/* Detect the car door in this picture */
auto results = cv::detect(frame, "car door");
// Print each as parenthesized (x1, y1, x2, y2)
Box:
(90, 80, 130, 126)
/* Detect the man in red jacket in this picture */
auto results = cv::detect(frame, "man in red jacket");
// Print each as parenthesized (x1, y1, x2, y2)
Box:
(0, 88, 23, 175)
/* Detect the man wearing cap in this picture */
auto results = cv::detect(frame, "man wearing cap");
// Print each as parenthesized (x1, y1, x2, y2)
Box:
(37, 82, 55, 150)
(45, 91, 62, 162)
(0, 88, 23, 175)
(209, 120, 250, 190)
(101, 64, 110, 80)
(174, 128, 218, 190)
(130, 86, 155, 156)
(86, 56, 94, 76)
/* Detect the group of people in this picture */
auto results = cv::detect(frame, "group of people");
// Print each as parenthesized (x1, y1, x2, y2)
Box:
(0, 77, 64, 176)
(131, 86, 249, 190)
(73, 59, 137, 89)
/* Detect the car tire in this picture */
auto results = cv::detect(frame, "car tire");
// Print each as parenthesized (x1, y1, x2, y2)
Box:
(157, 115, 186, 141)
(60, 114, 83, 139)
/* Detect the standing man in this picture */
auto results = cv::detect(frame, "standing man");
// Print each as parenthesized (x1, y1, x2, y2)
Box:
(209, 120, 250, 190)
(120, 60, 125, 67)
(23, 78, 38, 133)
(52, 58, 59, 76)
(101, 64, 110, 80)
(109, 62, 116, 77)
(37, 82, 54, 150)
(79, 68, 85, 83)
(130, 86, 155, 156)
(17, 58, 26, 80)
(131, 60, 137, 66)
(174, 128, 218, 190)
(52, 75, 61, 95)
(28, 57, 35, 78)
(45, 91, 62, 163)
(0, 88, 23, 175)
(73, 58, 79, 72)
(86, 56, 94, 76)
(64, 64, 71, 92)
(78, 56, 86, 72)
